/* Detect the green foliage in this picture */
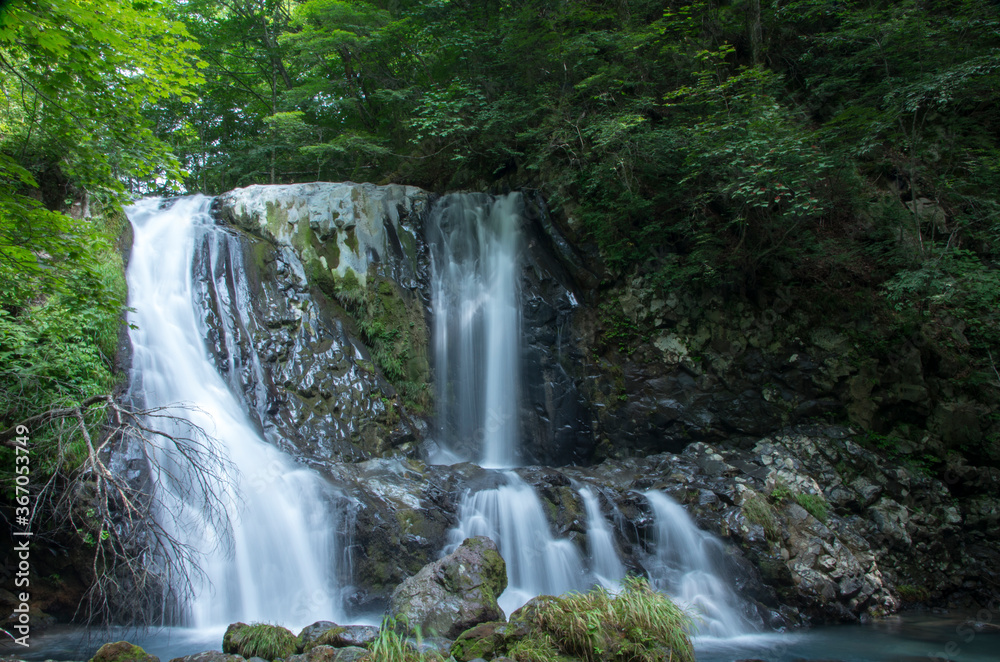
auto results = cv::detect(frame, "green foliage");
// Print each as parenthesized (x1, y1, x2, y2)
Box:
(598, 304, 647, 356)
(511, 576, 694, 662)
(885, 248, 1000, 352)
(769, 481, 792, 503)
(367, 620, 443, 662)
(795, 493, 830, 523)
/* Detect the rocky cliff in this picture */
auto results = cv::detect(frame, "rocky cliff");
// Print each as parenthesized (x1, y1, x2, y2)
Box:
(198, 183, 999, 622)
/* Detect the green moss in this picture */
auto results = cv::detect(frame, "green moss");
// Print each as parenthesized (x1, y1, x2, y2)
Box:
(897, 584, 930, 603)
(345, 227, 359, 253)
(223, 622, 298, 661)
(89, 641, 155, 662)
(305, 627, 348, 652)
(505, 634, 563, 662)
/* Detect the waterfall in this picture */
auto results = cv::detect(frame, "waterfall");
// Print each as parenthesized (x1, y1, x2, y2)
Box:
(125, 197, 346, 628)
(445, 472, 587, 616)
(642, 491, 758, 638)
(425, 192, 758, 635)
(579, 486, 626, 588)
(426, 193, 522, 468)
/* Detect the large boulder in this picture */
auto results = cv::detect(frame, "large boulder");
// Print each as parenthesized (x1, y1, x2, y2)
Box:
(296, 622, 380, 652)
(90, 642, 159, 662)
(387, 536, 507, 638)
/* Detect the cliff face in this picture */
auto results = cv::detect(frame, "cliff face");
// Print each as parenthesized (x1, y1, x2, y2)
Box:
(203, 183, 998, 620)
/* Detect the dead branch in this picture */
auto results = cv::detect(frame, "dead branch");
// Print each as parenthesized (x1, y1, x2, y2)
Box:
(6, 395, 237, 628)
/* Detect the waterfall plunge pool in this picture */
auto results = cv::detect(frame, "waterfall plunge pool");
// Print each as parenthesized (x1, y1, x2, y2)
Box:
(5, 611, 998, 662)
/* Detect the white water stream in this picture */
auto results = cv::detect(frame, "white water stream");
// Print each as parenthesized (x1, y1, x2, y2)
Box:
(643, 491, 758, 638)
(427, 193, 522, 468)
(431, 193, 756, 637)
(126, 197, 344, 628)
(579, 486, 626, 588)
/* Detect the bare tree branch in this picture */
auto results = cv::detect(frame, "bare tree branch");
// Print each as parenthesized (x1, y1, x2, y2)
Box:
(8, 395, 237, 627)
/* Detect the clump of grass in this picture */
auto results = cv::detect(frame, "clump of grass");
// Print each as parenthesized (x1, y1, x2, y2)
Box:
(742, 494, 781, 541)
(769, 480, 792, 502)
(795, 492, 830, 523)
(514, 576, 694, 662)
(223, 623, 297, 661)
(366, 620, 444, 662)
(505, 633, 560, 662)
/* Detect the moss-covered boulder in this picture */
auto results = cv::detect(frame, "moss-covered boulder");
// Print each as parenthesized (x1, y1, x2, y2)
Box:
(296, 622, 380, 652)
(450, 621, 508, 662)
(223, 623, 297, 661)
(387, 536, 507, 638)
(451, 578, 694, 662)
(90, 641, 159, 662)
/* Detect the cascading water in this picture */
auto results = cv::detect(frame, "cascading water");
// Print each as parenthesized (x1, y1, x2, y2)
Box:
(579, 486, 626, 588)
(642, 491, 759, 638)
(126, 197, 345, 628)
(426, 193, 521, 468)
(445, 472, 587, 616)
(429, 193, 592, 612)
(427, 193, 759, 632)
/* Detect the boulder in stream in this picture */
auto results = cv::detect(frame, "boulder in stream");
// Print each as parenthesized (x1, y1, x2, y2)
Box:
(387, 536, 507, 638)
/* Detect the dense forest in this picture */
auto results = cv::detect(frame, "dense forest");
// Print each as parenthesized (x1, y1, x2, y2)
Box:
(2, 0, 1000, 626)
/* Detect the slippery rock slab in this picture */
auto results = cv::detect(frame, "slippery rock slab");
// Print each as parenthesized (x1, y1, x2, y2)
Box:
(387, 536, 507, 638)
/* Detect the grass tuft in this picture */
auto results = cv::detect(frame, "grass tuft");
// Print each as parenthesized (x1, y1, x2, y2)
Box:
(365, 620, 444, 662)
(742, 493, 781, 541)
(223, 623, 297, 661)
(515, 576, 695, 662)
(795, 492, 830, 523)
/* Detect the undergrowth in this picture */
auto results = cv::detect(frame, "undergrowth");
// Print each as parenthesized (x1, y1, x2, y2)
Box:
(513, 576, 695, 662)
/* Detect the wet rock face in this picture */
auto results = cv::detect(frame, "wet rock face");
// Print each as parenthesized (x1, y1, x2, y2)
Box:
(517, 197, 594, 466)
(386, 536, 507, 638)
(207, 183, 430, 464)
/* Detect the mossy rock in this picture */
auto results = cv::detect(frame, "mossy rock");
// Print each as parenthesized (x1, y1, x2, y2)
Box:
(507, 577, 695, 662)
(296, 622, 343, 653)
(451, 621, 508, 661)
(223, 623, 297, 661)
(297, 623, 380, 653)
(90, 641, 159, 662)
